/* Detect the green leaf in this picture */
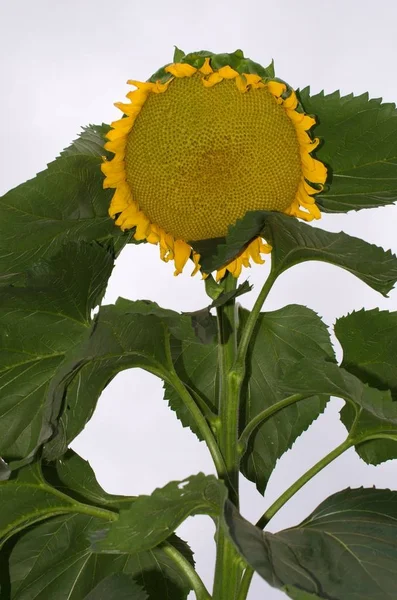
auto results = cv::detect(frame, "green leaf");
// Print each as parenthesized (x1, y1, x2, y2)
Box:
(163, 330, 218, 439)
(84, 575, 148, 599)
(43, 450, 136, 511)
(191, 211, 397, 297)
(173, 46, 185, 62)
(336, 309, 397, 398)
(190, 212, 265, 272)
(0, 241, 113, 463)
(240, 305, 335, 494)
(210, 280, 253, 308)
(265, 213, 397, 296)
(0, 125, 130, 284)
(7, 515, 193, 600)
(280, 358, 397, 423)
(223, 488, 397, 599)
(43, 299, 198, 460)
(299, 88, 397, 213)
(91, 474, 227, 554)
(340, 402, 397, 465)
(336, 308, 397, 464)
(0, 463, 74, 547)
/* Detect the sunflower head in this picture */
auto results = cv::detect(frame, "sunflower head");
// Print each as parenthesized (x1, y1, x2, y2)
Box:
(102, 49, 327, 279)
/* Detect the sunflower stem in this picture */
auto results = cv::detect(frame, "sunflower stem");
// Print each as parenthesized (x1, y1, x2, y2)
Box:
(213, 273, 243, 600)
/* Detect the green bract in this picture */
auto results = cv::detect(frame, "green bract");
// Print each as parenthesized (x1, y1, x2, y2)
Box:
(1, 48, 397, 600)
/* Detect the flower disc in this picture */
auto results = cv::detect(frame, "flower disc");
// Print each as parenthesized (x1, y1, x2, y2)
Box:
(102, 52, 327, 278)
(125, 74, 302, 241)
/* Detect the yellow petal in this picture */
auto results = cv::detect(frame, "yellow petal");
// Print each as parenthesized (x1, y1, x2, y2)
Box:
(114, 203, 139, 228)
(104, 137, 127, 156)
(110, 116, 134, 134)
(301, 201, 321, 220)
(202, 72, 223, 87)
(216, 266, 227, 281)
(288, 110, 316, 131)
(101, 160, 126, 188)
(191, 252, 201, 277)
(244, 73, 262, 86)
(217, 66, 239, 79)
(226, 258, 242, 278)
(235, 75, 248, 93)
(151, 80, 171, 94)
(159, 232, 175, 261)
(302, 155, 328, 185)
(126, 89, 150, 107)
(165, 63, 197, 77)
(267, 80, 286, 97)
(173, 240, 192, 275)
(247, 237, 265, 265)
(303, 179, 319, 196)
(109, 182, 134, 217)
(199, 57, 213, 75)
(127, 80, 155, 92)
(146, 223, 161, 244)
(283, 91, 298, 110)
(106, 127, 129, 142)
(260, 242, 272, 254)
(134, 212, 151, 239)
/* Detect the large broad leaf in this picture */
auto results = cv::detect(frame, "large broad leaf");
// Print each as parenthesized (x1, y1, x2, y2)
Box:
(299, 88, 397, 213)
(240, 305, 335, 494)
(264, 213, 397, 297)
(223, 487, 397, 599)
(2, 457, 194, 599)
(43, 450, 136, 511)
(7, 515, 193, 600)
(0, 125, 132, 284)
(280, 358, 397, 424)
(191, 212, 397, 297)
(43, 299, 199, 460)
(0, 241, 113, 464)
(335, 309, 397, 465)
(91, 473, 227, 554)
(0, 463, 75, 547)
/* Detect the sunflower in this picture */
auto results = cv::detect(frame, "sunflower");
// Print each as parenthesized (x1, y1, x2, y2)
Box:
(102, 51, 327, 280)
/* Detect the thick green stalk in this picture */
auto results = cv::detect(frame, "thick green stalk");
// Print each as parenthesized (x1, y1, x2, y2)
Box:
(236, 569, 254, 600)
(163, 542, 212, 600)
(213, 274, 242, 600)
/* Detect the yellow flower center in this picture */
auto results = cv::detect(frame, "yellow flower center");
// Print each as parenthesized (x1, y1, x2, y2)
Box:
(125, 74, 302, 241)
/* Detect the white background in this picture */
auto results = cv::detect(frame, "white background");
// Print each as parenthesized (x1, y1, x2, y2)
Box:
(1, 1, 397, 598)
